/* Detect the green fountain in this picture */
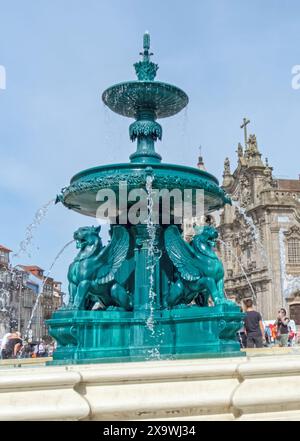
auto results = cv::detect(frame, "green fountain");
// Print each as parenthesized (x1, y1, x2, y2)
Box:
(48, 33, 244, 364)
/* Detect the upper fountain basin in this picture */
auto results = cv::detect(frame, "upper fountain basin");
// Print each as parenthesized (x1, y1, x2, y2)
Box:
(102, 81, 188, 119)
(57, 162, 231, 218)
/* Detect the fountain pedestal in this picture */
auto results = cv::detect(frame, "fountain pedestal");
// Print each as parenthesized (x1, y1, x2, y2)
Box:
(48, 303, 243, 364)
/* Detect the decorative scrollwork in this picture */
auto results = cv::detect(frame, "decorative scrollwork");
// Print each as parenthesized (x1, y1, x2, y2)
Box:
(134, 60, 158, 81)
(129, 120, 162, 141)
(58, 173, 230, 208)
(218, 319, 244, 340)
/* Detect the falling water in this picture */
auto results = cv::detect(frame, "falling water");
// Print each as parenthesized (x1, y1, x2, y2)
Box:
(180, 106, 188, 146)
(0, 286, 9, 312)
(103, 104, 119, 159)
(13, 199, 55, 258)
(24, 240, 74, 339)
(145, 174, 162, 360)
(218, 239, 257, 301)
(145, 175, 156, 334)
(279, 228, 300, 298)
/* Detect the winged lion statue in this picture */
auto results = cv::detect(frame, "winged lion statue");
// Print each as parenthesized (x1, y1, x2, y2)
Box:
(67, 225, 132, 310)
(165, 225, 231, 307)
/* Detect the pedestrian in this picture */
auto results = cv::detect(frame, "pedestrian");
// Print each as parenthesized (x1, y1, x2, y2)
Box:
(37, 340, 46, 357)
(264, 325, 271, 346)
(243, 298, 265, 348)
(237, 323, 247, 348)
(288, 325, 295, 347)
(0, 332, 12, 359)
(5, 332, 23, 359)
(47, 343, 54, 357)
(275, 308, 290, 347)
(31, 345, 37, 358)
(22, 342, 33, 358)
(269, 323, 276, 344)
(46, 342, 54, 357)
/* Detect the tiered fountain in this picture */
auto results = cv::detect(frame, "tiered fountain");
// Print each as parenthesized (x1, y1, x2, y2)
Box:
(48, 33, 244, 364)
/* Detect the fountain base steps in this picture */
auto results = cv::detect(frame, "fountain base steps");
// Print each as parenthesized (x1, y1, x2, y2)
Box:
(1, 355, 300, 420)
(47, 303, 243, 364)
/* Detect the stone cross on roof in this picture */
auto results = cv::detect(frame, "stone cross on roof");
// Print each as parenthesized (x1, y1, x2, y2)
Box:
(240, 117, 250, 148)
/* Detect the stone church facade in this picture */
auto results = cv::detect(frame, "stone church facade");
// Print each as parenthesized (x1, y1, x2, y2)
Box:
(218, 133, 300, 322)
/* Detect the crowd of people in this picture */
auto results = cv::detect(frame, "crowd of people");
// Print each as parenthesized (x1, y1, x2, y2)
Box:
(237, 299, 297, 349)
(0, 332, 55, 360)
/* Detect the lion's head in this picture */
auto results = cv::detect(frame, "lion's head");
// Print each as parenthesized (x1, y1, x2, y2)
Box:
(193, 225, 218, 248)
(73, 226, 102, 251)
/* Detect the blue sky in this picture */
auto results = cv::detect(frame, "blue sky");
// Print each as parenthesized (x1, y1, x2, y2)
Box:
(1, 0, 300, 290)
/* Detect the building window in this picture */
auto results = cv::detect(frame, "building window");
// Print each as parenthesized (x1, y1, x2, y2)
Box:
(223, 243, 232, 262)
(0, 250, 8, 264)
(288, 238, 300, 264)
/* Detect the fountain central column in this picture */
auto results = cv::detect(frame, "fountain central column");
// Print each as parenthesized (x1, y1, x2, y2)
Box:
(129, 109, 162, 164)
(132, 224, 161, 313)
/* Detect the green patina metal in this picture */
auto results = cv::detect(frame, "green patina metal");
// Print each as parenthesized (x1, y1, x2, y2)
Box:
(48, 33, 243, 364)
(134, 32, 159, 81)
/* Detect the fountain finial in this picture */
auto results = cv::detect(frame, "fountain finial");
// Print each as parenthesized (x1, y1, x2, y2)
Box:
(143, 31, 150, 53)
(134, 32, 158, 81)
(102, 32, 188, 164)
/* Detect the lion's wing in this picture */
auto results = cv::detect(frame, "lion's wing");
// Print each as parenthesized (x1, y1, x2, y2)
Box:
(97, 226, 129, 284)
(164, 226, 202, 281)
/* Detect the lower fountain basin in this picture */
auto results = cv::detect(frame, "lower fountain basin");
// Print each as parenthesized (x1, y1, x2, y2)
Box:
(58, 162, 231, 218)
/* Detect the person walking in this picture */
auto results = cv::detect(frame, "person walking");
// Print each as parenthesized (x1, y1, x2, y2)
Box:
(243, 298, 265, 348)
(275, 308, 290, 347)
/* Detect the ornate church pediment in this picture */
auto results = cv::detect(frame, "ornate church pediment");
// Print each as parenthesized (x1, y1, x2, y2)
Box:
(284, 225, 300, 240)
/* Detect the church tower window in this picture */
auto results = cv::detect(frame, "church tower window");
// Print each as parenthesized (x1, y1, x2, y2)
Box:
(223, 243, 232, 262)
(288, 238, 300, 264)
